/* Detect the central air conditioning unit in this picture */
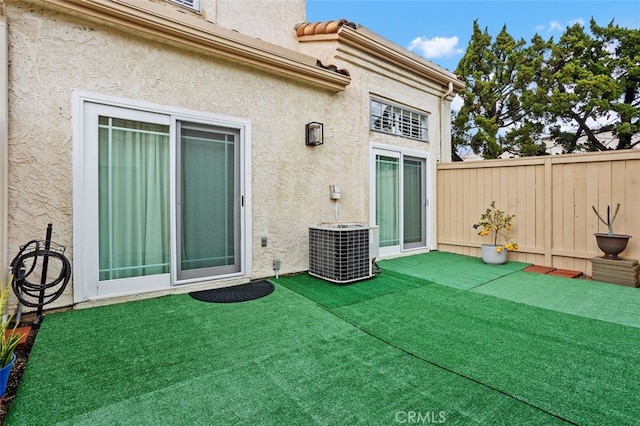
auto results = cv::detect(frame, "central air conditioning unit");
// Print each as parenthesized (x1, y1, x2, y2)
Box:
(309, 223, 379, 284)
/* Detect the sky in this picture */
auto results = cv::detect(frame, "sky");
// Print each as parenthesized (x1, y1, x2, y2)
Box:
(307, 0, 640, 74)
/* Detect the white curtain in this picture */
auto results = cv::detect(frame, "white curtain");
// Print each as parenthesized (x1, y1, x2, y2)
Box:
(98, 117, 170, 280)
(376, 155, 399, 247)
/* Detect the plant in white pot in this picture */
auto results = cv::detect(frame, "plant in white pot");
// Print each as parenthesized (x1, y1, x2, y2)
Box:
(473, 201, 518, 264)
(592, 204, 631, 260)
(0, 276, 26, 398)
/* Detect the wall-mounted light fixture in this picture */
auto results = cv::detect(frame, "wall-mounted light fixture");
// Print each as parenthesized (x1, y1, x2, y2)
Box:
(305, 122, 324, 146)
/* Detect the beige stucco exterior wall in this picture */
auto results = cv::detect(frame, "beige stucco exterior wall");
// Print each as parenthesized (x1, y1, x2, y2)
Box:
(5, 1, 457, 308)
(204, 0, 305, 51)
(148, 0, 305, 51)
(1, 1, 9, 285)
(297, 37, 456, 251)
(5, 1, 364, 308)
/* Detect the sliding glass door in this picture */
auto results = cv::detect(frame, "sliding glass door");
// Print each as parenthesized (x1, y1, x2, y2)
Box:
(372, 148, 427, 256)
(403, 158, 426, 250)
(177, 124, 240, 280)
(375, 153, 400, 254)
(77, 100, 246, 300)
(98, 116, 171, 282)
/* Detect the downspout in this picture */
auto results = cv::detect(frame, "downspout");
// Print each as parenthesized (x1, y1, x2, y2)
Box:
(0, 1, 8, 282)
(438, 81, 454, 163)
(433, 81, 454, 250)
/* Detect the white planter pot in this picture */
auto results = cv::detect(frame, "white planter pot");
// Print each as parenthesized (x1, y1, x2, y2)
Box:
(481, 244, 508, 265)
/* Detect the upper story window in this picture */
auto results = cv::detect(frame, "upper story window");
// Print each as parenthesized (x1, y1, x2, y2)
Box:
(370, 99, 429, 142)
(168, 0, 201, 12)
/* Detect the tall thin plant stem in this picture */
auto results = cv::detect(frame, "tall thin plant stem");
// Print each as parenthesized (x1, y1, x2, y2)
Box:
(592, 204, 620, 235)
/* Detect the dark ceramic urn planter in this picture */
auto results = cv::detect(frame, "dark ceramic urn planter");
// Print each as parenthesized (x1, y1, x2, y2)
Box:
(594, 233, 631, 260)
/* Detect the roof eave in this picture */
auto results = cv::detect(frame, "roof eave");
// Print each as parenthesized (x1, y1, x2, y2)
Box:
(34, 0, 350, 91)
(337, 25, 464, 92)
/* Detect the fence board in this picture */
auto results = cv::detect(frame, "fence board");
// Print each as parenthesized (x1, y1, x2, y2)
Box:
(626, 161, 640, 253)
(437, 150, 640, 276)
(562, 164, 574, 254)
(573, 163, 586, 256)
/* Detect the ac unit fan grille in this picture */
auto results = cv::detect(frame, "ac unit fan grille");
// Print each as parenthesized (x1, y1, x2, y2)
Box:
(309, 225, 371, 284)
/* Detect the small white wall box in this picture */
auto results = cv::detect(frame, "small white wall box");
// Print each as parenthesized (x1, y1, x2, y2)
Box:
(330, 185, 341, 199)
(369, 225, 379, 259)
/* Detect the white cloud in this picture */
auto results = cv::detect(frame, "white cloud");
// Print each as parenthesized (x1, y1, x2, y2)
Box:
(539, 18, 585, 33)
(407, 35, 463, 59)
(549, 20, 563, 31)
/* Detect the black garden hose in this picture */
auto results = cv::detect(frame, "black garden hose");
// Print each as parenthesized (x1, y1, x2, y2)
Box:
(10, 239, 71, 308)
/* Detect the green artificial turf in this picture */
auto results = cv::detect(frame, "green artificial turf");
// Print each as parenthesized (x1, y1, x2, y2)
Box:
(334, 283, 640, 425)
(6, 284, 566, 425)
(473, 271, 640, 328)
(10, 252, 640, 425)
(378, 251, 529, 290)
(278, 269, 434, 308)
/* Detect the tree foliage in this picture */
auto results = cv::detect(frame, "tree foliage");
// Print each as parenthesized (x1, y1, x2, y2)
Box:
(453, 19, 640, 159)
(453, 21, 546, 159)
(591, 20, 640, 150)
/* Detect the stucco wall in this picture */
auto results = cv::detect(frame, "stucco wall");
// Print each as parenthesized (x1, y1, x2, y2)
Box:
(205, 0, 305, 51)
(298, 38, 454, 251)
(146, 0, 305, 51)
(6, 2, 365, 307)
(6, 1, 454, 308)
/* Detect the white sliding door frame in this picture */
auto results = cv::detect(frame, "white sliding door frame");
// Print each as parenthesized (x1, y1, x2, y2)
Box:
(73, 91, 252, 302)
(369, 143, 430, 257)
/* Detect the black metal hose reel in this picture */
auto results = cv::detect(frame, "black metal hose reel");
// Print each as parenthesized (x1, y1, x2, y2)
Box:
(10, 224, 71, 325)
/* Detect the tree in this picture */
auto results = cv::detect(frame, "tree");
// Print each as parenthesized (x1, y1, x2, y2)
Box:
(453, 21, 547, 159)
(530, 21, 626, 153)
(590, 20, 640, 150)
(453, 19, 640, 159)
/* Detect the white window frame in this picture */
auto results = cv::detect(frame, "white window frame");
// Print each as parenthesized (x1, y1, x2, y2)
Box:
(168, 0, 201, 12)
(72, 91, 252, 302)
(369, 143, 430, 257)
(370, 98, 429, 142)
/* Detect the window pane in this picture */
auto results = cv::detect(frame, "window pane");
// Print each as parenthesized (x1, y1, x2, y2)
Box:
(180, 127, 236, 274)
(403, 159, 423, 244)
(369, 99, 428, 141)
(376, 155, 399, 247)
(370, 100, 383, 130)
(98, 117, 170, 280)
(168, 0, 200, 11)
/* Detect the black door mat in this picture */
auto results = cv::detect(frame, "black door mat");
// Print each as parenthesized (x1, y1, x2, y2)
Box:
(189, 280, 275, 303)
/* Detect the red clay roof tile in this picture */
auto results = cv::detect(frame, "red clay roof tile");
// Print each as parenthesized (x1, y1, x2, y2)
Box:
(294, 20, 353, 77)
(316, 60, 350, 77)
(295, 19, 356, 37)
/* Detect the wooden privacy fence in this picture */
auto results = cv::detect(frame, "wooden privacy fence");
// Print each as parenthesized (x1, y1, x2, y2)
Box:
(436, 150, 640, 276)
